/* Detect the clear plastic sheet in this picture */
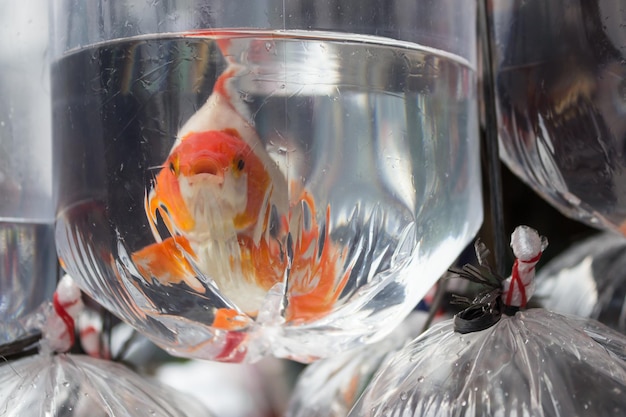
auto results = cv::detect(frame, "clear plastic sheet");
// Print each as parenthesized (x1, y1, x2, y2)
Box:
(0, 353, 215, 417)
(349, 309, 626, 417)
(535, 232, 626, 333)
(286, 312, 429, 417)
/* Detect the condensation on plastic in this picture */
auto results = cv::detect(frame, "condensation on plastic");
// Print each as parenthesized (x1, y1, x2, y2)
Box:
(0, 353, 216, 417)
(286, 312, 428, 417)
(535, 232, 626, 333)
(492, 0, 626, 233)
(348, 309, 626, 417)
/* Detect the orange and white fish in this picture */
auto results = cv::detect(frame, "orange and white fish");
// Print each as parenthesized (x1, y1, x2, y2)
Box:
(132, 36, 350, 333)
(133, 127, 287, 311)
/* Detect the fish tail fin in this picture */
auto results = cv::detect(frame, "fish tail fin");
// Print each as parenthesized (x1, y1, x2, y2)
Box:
(287, 200, 350, 322)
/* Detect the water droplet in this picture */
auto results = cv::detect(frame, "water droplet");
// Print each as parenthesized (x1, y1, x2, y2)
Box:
(584, 404, 589, 410)
(461, 400, 467, 407)
(417, 376, 425, 383)
(265, 42, 272, 51)
(62, 381, 70, 387)
(400, 392, 408, 401)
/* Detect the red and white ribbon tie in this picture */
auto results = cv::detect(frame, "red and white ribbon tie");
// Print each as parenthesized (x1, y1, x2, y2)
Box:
(42, 274, 108, 358)
(44, 274, 84, 353)
(502, 226, 548, 308)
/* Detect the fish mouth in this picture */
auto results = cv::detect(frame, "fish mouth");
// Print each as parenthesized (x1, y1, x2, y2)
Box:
(190, 158, 221, 177)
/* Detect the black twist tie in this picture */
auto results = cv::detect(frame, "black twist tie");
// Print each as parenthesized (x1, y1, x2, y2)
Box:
(0, 332, 42, 362)
(454, 302, 503, 334)
(502, 305, 521, 317)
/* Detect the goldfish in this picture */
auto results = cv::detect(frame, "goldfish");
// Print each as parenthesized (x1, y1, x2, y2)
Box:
(132, 36, 350, 334)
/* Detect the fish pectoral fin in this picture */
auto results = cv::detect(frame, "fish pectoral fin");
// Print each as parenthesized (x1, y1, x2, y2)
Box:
(212, 308, 252, 331)
(131, 237, 206, 294)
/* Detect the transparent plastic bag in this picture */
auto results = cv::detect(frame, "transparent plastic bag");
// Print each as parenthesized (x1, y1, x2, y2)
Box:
(0, 352, 215, 417)
(0, 0, 58, 330)
(348, 309, 626, 417)
(286, 312, 429, 417)
(53, 1, 482, 363)
(493, 0, 626, 232)
(535, 232, 626, 332)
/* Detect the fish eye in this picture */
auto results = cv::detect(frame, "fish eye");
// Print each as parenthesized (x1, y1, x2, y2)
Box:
(236, 159, 245, 171)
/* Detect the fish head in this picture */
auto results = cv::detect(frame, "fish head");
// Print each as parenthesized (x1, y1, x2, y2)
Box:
(148, 129, 271, 240)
